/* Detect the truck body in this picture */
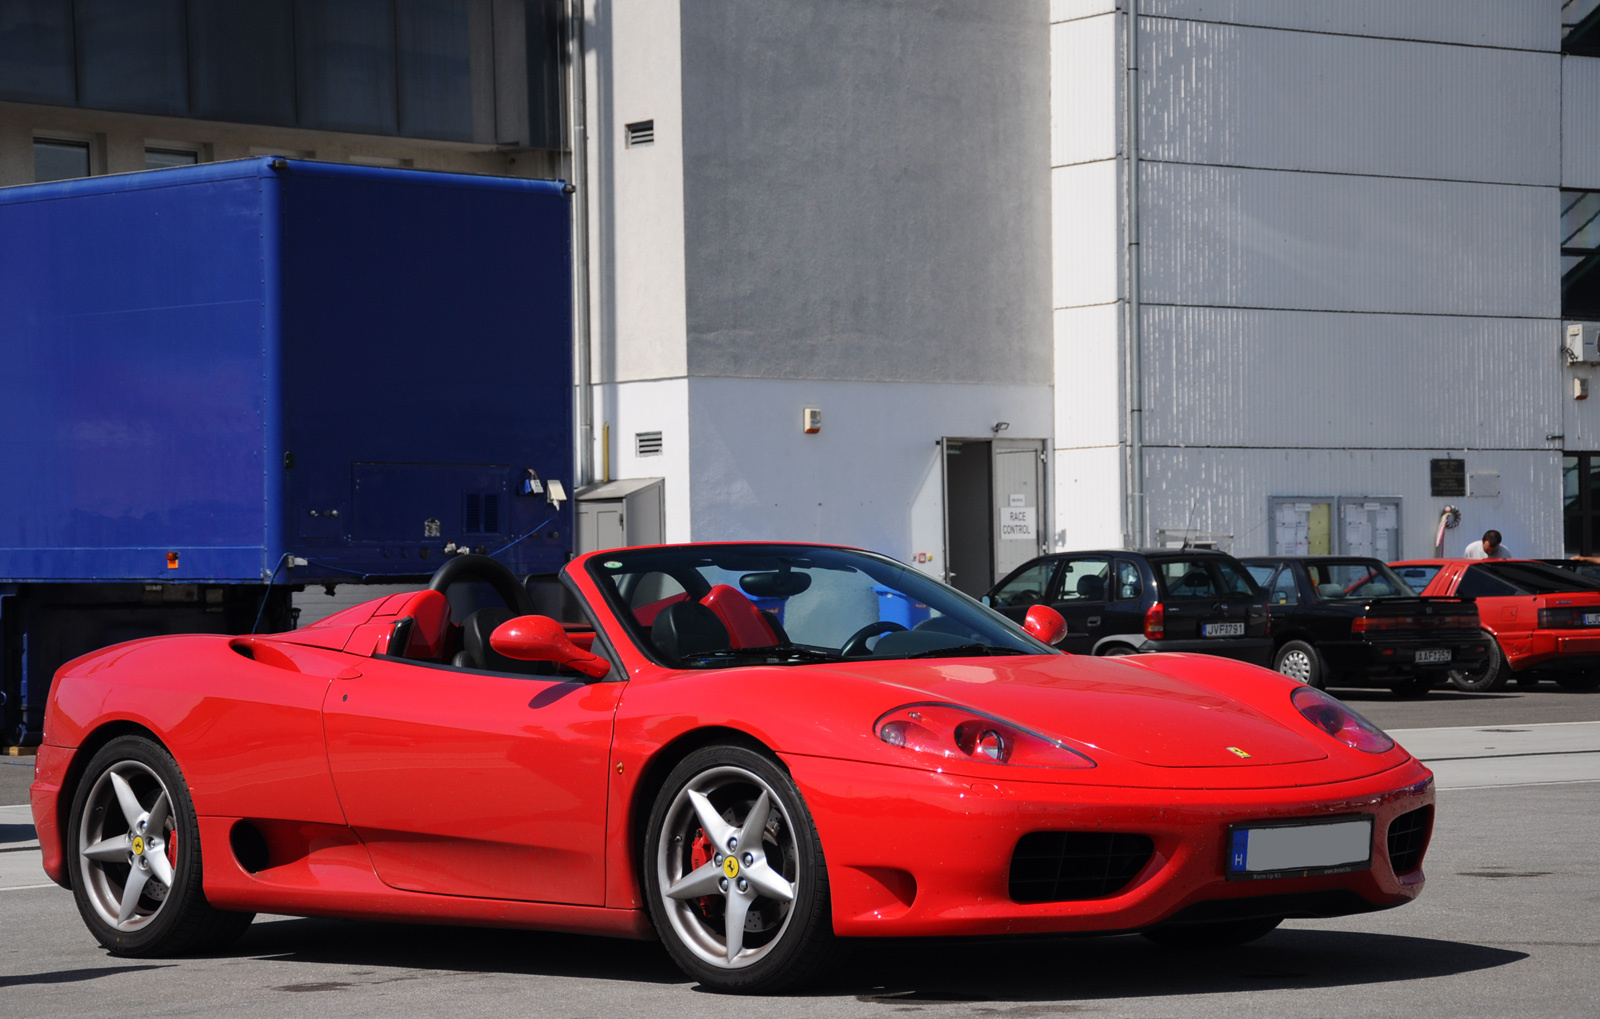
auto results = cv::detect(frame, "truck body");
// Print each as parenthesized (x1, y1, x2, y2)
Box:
(0, 157, 573, 744)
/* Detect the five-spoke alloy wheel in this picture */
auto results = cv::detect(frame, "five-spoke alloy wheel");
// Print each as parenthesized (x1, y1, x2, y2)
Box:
(68, 735, 253, 956)
(644, 744, 835, 992)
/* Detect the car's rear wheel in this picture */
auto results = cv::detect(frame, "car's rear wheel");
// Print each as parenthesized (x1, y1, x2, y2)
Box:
(1273, 640, 1325, 689)
(68, 735, 254, 956)
(1449, 637, 1507, 692)
(643, 744, 835, 993)
(1389, 675, 1434, 698)
(1142, 916, 1283, 949)
(1555, 670, 1600, 691)
(1098, 645, 1137, 657)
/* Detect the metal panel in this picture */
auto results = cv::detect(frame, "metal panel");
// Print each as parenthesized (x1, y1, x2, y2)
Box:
(1140, 307, 1561, 450)
(1052, 0, 1114, 24)
(1140, 162, 1557, 317)
(1141, 0, 1558, 52)
(1563, 55, 1600, 190)
(1052, 160, 1121, 310)
(993, 439, 1046, 580)
(1053, 446, 1124, 550)
(1142, 19, 1559, 185)
(1054, 305, 1122, 449)
(1051, 14, 1118, 168)
(1141, 447, 1565, 560)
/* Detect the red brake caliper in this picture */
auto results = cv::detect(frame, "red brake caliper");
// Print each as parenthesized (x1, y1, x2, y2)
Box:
(166, 828, 178, 866)
(689, 828, 715, 914)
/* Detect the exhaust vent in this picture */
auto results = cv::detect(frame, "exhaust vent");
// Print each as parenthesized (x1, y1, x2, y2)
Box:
(636, 431, 663, 456)
(625, 120, 655, 147)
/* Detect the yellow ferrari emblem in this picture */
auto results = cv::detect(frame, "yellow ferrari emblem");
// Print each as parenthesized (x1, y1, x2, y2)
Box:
(722, 855, 740, 879)
(131, 835, 145, 856)
(1226, 746, 1251, 759)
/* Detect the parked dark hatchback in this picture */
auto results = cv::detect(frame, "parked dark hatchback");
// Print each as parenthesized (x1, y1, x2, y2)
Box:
(1240, 556, 1488, 697)
(986, 549, 1272, 664)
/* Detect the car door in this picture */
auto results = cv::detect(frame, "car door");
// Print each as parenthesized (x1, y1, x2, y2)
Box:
(322, 648, 622, 905)
(1101, 557, 1150, 640)
(1049, 555, 1111, 655)
(1453, 564, 1529, 655)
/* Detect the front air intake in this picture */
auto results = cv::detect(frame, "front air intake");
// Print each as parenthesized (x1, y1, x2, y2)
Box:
(1386, 805, 1433, 875)
(1009, 831, 1155, 903)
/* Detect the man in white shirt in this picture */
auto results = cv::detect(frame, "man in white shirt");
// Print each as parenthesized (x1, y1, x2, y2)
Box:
(1464, 529, 1510, 559)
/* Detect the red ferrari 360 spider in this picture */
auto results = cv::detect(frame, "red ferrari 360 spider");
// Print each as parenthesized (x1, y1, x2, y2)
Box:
(31, 544, 1434, 992)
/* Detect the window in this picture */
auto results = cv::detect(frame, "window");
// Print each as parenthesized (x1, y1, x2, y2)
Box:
(145, 147, 198, 169)
(296, 0, 398, 135)
(991, 560, 1055, 608)
(189, 0, 295, 126)
(1565, 0, 1600, 56)
(1303, 560, 1411, 600)
(1055, 558, 1109, 602)
(397, 0, 473, 141)
(0, 0, 75, 104)
(33, 138, 88, 181)
(1113, 559, 1143, 601)
(1456, 567, 1519, 599)
(74, 0, 188, 116)
(1564, 191, 1600, 320)
(1393, 564, 1442, 594)
(1155, 558, 1255, 600)
(1269, 567, 1299, 606)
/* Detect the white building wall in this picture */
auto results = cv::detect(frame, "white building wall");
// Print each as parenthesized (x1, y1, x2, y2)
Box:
(1139, 0, 1558, 50)
(594, 378, 693, 543)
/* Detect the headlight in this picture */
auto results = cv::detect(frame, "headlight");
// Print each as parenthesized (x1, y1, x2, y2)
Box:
(874, 702, 1095, 769)
(1291, 687, 1394, 754)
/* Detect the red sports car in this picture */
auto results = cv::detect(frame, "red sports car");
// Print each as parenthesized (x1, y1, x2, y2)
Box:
(1389, 559, 1600, 692)
(32, 544, 1434, 992)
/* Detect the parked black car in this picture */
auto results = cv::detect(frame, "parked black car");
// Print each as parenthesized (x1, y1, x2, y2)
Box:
(985, 549, 1271, 664)
(1239, 556, 1489, 697)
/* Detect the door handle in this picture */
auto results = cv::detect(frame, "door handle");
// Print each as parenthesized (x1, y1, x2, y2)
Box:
(1088, 616, 1102, 626)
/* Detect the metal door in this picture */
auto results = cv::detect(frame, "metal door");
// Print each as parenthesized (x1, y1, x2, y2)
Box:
(992, 439, 1046, 583)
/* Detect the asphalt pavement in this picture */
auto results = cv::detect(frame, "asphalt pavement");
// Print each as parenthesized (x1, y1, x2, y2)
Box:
(3, 686, 1597, 1017)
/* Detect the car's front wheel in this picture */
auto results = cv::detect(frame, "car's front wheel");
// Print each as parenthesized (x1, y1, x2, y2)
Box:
(1273, 640, 1325, 689)
(1142, 915, 1283, 949)
(1449, 636, 1507, 692)
(67, 735, 254, 956)
(643, 744, 835, 993)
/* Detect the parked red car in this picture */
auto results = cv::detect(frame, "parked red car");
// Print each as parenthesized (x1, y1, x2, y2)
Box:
(1388, 559, 1600, 691)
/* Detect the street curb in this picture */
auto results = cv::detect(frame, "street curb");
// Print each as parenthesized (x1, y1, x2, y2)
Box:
(3, 747, 36, 757)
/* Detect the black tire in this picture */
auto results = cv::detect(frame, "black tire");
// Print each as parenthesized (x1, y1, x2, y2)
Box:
(1449, 637, 1507, 692)
(1555, 671, 1600, 692)
(643, 744, 836, 993)
(1098, 645, 1137, 657)
(67, 735, 254, 956)
(1389, 675, 1434, 699)
(1142, 916, 1283, 949)
(1273, 640, 1325, 689)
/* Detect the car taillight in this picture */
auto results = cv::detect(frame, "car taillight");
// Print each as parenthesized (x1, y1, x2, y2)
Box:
(1537, 607, 1589, 629)
(1144, 602, 1165, 640)
(1291, 687, 1395, 754)
(874, 702, 1095, 769)
(1353, 613, 1476, 633)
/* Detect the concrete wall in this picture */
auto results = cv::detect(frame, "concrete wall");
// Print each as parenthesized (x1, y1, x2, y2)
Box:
(676, 0, 1052, 385)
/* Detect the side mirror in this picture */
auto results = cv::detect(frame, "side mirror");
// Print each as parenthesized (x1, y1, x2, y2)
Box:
(490, 615, 611, 679)
(1023, 604, 1068, 646)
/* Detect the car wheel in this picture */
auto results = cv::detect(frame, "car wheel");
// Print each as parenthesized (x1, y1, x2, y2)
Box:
(1098, 645, 1136, 657)
(643, 744, 836, 993)
(1389, 676, 1434, 699)
(1142, 916, 1283, 949)
(68, 735, 254, 956)
(1273, 640, 1324, 689)
(1449, 637, 1507, 692)
(1555, 671, 1600, 692)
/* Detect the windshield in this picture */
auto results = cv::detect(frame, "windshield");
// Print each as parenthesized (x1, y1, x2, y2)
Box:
(1305, 560, 1416, 600)
(585, 544, 1057, 668)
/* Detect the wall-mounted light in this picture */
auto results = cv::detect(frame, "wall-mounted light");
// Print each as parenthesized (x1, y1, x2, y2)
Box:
(991, 421, 1010, 434)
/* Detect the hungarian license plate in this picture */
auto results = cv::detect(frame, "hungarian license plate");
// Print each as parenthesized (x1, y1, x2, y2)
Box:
(1414, 648, 1451, 664)
(1585, 612, 1600, 626)
(1226, 817, 1373, 880)
(1202, 622, 1245, 637)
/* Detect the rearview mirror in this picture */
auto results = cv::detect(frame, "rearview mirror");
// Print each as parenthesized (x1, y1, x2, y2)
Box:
(1024, 604, 1068, 647)
(490, 615, 611, 679)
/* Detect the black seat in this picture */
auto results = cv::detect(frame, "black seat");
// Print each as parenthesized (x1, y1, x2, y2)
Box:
(651, 601, 730, 664)
(452, 607, 549, 674)
(1076, 574, 1106, 600)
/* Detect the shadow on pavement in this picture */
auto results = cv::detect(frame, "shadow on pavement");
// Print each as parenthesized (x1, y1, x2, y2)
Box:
(0, 965, 169, 989)
(228, 918, 1525, 1000)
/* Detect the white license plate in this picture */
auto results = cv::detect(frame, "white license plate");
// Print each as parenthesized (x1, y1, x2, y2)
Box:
(1227, 818, 1373, 879)
(1203, 622, 1245, 637)
(1414, 648, 1451, 664)
(1586, 613, 1600, 626)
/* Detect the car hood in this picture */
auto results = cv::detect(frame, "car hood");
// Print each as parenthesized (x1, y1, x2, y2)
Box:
(813, 652, 1329, 769)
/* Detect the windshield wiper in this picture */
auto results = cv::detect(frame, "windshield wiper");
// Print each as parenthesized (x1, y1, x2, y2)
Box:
(901, 643, 1031, 659)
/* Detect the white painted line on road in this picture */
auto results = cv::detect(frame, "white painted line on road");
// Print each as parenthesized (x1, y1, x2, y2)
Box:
(0, 882, 57, 892)
(1385, 721, 1600, 790)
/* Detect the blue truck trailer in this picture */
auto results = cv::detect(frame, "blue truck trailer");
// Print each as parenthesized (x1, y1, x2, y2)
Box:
(0, 157, 574, 746)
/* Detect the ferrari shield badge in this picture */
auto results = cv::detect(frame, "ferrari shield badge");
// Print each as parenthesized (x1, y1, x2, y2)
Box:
(1226, 746, 1251, 759)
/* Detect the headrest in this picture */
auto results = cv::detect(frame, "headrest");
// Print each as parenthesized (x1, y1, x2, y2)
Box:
(1076, 574, 1105, 600)
(701, 584, 778, 648)
(651, 601, 730, 664)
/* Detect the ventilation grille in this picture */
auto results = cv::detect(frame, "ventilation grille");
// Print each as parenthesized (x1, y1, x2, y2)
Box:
(464, 493, 501, 535)
(636, 430, 663, 456)
(625, 120, 655, 147)
(1009, 831, 1155, 903)
(1386, 805, 1433, 875)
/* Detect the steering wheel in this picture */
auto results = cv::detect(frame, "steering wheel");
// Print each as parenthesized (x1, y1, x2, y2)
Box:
(840, 621, 908, 657)
(427, 553, 535, 617)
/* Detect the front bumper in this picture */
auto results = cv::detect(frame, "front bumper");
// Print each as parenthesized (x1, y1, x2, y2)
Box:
(785, 752, 1433, 938)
